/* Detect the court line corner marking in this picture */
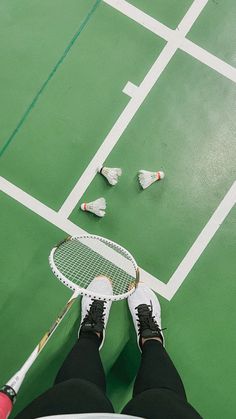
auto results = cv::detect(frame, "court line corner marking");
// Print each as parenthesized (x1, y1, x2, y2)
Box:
(103, 0, 236, 84)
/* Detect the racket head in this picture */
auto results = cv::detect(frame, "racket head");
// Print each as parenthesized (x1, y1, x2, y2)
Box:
(49, 235, 139, 301)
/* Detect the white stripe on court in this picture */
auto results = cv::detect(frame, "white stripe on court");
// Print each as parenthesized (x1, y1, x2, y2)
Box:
(174, 0, 208, 36)
(59, 0, 209, 218)
(0, 176, 84, 236)
(181, 39, 236, 83)
(103, 0, 172, 41)
(103, 0, 236, 83)
(165, 181, 236, 300)
(0, 176, 169, 298)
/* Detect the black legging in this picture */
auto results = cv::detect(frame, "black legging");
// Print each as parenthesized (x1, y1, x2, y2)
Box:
(16, 332, 202, 419)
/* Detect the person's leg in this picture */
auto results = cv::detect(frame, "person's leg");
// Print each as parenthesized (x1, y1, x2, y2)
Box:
(122, 284, 202, 419)
(55, 330, 106, 390)
(55, 275, 114, 390)
(122, 388, 202, 419)
(15, 277, 114, 419)
(133, 339, 186, 398)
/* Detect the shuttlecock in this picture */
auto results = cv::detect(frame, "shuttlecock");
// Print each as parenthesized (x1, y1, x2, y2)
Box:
(97, 165, 122, 185)
(80, 197, 106, 217)
(138, 170, 165, 189)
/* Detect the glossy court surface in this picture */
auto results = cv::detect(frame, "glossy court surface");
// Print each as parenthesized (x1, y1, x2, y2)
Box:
(0, 1, 235, 417)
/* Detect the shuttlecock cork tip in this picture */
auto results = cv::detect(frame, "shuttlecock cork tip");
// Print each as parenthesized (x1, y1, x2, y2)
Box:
(80, 203, 86, 211)
(158, 171, 165, 179)
(97, 165, 103, 173)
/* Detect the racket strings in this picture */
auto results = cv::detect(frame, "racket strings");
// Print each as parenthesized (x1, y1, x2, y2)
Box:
(53, 239, 136, 295)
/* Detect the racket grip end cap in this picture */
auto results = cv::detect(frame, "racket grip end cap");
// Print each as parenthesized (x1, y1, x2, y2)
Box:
(0, 390, 15, 419)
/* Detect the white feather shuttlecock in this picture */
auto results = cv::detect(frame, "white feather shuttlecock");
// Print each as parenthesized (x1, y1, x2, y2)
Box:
(80, 197, 106, 217)
(138, 170, 165, 189)
(97, 165, 122, 185)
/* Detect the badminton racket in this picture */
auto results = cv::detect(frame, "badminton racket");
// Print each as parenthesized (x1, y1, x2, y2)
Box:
(0, 234, 139, 419)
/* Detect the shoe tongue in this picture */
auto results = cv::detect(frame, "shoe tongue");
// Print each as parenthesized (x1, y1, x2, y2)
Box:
(137, 304, 152, 317)
(90, 300, 104, 315)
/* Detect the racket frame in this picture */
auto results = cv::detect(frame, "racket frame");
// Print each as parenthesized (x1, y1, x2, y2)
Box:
(49, 234, 139, 302)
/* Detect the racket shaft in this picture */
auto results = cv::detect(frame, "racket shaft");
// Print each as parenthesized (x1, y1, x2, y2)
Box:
(5, 292, 78, 394)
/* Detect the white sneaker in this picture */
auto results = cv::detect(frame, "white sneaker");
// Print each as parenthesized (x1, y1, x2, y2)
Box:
(78, 276, 113, 350)
(128, 283, 164, 351)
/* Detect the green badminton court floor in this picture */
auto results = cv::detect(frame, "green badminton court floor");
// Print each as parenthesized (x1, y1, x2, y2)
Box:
(0, 1, 236, 417)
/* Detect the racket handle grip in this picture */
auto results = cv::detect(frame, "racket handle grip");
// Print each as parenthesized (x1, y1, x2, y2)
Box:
(0, 386, 16, 419)
(0, 393, 13, 419)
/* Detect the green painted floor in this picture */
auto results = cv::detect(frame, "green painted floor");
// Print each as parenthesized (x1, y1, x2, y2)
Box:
(188, 0, 236, 66)
(0, 1, 236, 418)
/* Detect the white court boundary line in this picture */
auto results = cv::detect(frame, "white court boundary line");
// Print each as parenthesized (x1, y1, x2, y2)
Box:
(59, 0, 211, 218)
(165, 181, 236, 299)
(1, 176, 235, 300)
